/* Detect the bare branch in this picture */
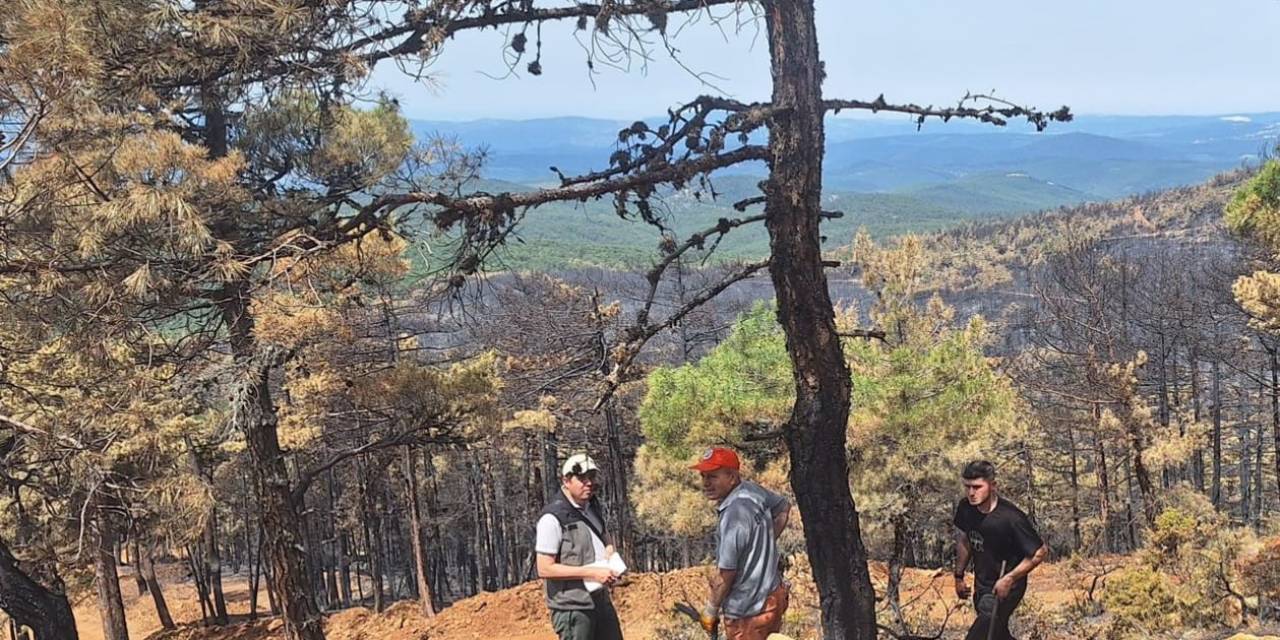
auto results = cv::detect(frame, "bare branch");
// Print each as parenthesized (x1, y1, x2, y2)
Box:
(825, 93, 1072, 131)
(594, 258, 769, 410)
(349, 144, 769, 286)
(290, 424, 466, 505)
(360, 0, 749, 65)
(560, 95, 770, 189)
(364, 145, 765, 228)
(0, 413, 87, 452)
(838, 329, 887, 342)
(636, 213, 767, 327)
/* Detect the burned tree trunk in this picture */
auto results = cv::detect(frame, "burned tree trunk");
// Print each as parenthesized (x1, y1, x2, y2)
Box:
(204, 507, 229, 623)
(338, 532, 352, 608)
(0, 536, 77, 640)
(1191, 354, 1205, 492)
(1122, 409, 1157, 526)
(603, 404, 635, 560)
(187, 544, 212, 623)
(93, 515, 129, 640)
(1272, 347, 1280, 505)
(885, 515, 908, 633)
(1068, 426, 1082, 551)
(130, 540, 148, 597)
(221, 283, 324, 640)
(238, 363, 321, 637)
(1212, 359, 1224, 508)
(540, 430, 559, 505)
(404, 446, 437, 617)
(139, 540, 175, 631)
(360, 456, 388, 612)
(1094, 405, 1115, 553)
(762, 1, 877, 637)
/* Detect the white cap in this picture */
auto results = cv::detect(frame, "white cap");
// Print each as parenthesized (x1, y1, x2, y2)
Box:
(561, 453, 599, 477)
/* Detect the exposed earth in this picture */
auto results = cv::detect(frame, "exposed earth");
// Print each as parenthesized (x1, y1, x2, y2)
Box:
(57, 559, 1280, 640)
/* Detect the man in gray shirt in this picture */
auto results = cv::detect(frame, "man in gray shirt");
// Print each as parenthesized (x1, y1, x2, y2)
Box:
(692, 447, 790, 640)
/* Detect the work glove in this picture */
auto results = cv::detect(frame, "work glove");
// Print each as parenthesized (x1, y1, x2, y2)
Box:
(699, 603, 720, 635)
(976, 593, 998, 617)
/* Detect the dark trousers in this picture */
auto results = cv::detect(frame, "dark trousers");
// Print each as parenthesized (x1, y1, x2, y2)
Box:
(550, 591, 623, 640)
(964, 584, 1026, 640)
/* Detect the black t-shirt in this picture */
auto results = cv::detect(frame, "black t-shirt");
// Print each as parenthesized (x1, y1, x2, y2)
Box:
(953, 497, 1043, 592)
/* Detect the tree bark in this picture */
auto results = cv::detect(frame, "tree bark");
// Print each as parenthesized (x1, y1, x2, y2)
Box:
(338, 533, 352, 608)
(1254, 415, 1264, 524)
(249, 527, 262, 619)
(130, 539, 148, 597)
(1122, 456, 1138, 549)
(1068, 426, 1082, 551)
(139, 540, 175, 631)
(93, 515, 129, 640)
(466, 456, 496, 592)
(222, 286, 324, 639)
(360, 460, 387, 612)
(324, 539, 339, 610)
(424, 452, 447, 610)
(298, 493, 326, 608)
(487, 472, 508, 589)
(1157, 342, 1172, 489)
(1212, 359, 1224, 508)
(403, 446, 437, 617)
(540, 430, 559, 504)
(603, 404, 635, 561)
(1021, 442, 1039, 524)
(1271, 347, 1280, 512)
(264, 552, 282, 616)
(885, 516, 908, 633)
(1191, 354, 1205, 492)
(205, 506, 229, 624)
(762, 1, 878, 637)
(0, 536, 77, 640)
(201, 29, 322, 625)
(187, 545, 212, 624)
(1124, 409, 1157, 526)
(325, 469, 341, 609)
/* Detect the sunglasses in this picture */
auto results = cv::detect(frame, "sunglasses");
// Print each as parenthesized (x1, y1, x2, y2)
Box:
(567, 470, 601, 484)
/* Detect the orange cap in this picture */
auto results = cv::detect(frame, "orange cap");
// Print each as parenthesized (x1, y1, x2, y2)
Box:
(691, 447, 741, 472)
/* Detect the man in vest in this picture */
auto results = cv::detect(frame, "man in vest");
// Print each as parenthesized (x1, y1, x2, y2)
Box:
(535, 453, 624, 640)
(694, 447, 791, 640)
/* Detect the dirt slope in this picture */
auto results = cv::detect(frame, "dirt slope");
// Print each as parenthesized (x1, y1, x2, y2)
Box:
(69, 560, 1061, 640)
(66, 559, 1278, 640)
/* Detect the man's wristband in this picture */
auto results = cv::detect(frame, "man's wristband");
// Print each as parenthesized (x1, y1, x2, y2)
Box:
(953, 571, 965, 579)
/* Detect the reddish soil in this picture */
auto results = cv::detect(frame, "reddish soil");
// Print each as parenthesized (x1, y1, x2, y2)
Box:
(58, 558, 1279, 640)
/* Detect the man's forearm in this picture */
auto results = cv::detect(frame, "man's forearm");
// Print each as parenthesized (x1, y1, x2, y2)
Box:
(708, 568, 737, 609)
(954, 543, 971, 576)
(1006, 545, 1048, 582)
(772, 509, 789, 538)
(538, 562, 595, 580)
(537, 555, 602, 581)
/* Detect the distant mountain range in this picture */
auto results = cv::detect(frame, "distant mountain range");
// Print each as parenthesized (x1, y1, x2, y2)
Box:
(405, 112, 1280, 271)
(412, 112, 1279, 196)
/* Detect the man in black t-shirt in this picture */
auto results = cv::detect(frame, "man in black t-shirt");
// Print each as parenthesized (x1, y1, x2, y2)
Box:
(952, 461, 1048, 640)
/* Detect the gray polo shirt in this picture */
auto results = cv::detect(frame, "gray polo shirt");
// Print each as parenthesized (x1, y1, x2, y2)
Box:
(716, 480, 789, 618)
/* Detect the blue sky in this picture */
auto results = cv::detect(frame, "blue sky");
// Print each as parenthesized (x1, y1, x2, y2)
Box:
(372, 0, 1280, 121)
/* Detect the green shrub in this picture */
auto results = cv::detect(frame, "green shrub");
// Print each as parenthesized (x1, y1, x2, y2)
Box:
(1101, 565, 1183, 635)
(1150, 508, 1198, 558)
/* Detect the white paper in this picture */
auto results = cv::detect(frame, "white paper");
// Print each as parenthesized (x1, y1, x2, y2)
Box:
(583, 553, 628, 592)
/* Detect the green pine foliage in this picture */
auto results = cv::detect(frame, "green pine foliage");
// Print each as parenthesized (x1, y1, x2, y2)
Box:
(633, 233, 1025, 549)
(1226, 159, 1280, 246)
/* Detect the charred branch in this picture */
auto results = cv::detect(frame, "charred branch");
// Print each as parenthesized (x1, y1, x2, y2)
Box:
(825, 93, 1072, 131)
